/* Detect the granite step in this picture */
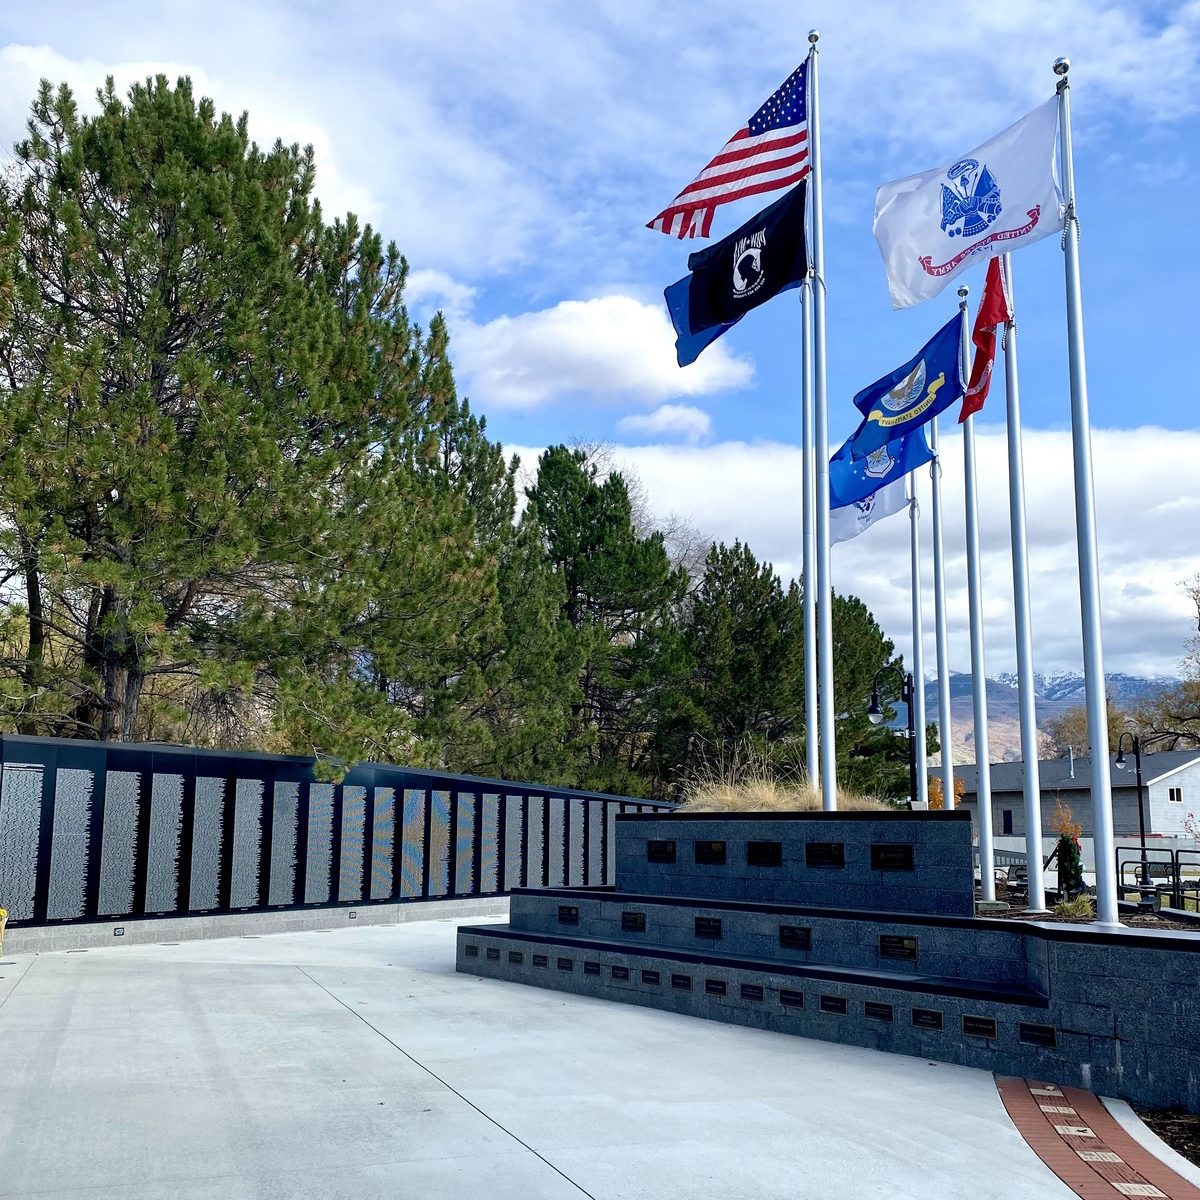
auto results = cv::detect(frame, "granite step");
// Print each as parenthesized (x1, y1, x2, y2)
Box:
(458, 922, 1049, 1007)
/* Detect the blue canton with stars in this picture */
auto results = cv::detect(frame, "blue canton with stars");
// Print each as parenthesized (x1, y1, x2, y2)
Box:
(747, 60, 808, 136)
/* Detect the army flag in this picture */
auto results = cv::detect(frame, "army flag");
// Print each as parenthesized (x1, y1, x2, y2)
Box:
(848, 315, 963, 461)
(960, 256, 1012, 422)
(665, 181, 808, 367)
(829, 425, 932, 509)
(873, 99, 1064, 309)
(830, 478, 906, 545)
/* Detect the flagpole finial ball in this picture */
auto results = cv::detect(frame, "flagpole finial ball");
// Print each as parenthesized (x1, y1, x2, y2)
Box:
(957, 285, 969, 299)
(808, 29, 820, 44)
(1053, 57, 1070, 76)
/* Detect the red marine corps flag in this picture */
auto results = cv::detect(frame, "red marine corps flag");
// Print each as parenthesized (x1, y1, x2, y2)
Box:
(959, 256, 1012, 422)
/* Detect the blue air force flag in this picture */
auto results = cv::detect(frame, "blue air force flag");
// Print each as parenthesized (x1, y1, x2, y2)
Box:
(830, 477, 907, 545)
(848, 315, 963, 461)
(830, 424, 932, 509)
(873, 98, 1064, 309)
(665, 181, 808, 367)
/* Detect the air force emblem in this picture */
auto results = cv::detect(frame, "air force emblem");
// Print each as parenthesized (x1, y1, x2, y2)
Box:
(940, 157, 1002, 239)
(864, 445, 895, 479)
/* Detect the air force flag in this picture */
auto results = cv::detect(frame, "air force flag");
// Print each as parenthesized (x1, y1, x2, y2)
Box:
(830, 478, 907, 545)
(873, 98, 1064, 309)
(848, 315, 963, 461)
(665, 181, 808, 367)
(830, 424, 932, 509)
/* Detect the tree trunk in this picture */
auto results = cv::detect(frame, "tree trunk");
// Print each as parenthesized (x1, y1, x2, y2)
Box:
(16, 545, 45, 735)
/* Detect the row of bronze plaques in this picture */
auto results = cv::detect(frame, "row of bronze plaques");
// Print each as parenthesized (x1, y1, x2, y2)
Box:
(563, 906, 915, 960)
(462, 942, 1058, 1048)
(646, 839, 915, 871)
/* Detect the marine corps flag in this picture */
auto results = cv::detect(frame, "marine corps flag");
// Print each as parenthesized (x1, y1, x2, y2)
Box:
(848, 315, 964, 461)
(665, 181, 808, 367)
(959, 256, 1012, 422)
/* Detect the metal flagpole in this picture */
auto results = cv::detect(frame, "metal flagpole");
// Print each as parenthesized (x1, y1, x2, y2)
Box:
(808, 30, 837, 810)
(929, 416, 955, 810)
(908, 476, 929, 806)
(1055, 57, 1116, 923)
(958, 284, 995, 900)
(801, 278, 819, 789)
(1001, 254, 1047, 912)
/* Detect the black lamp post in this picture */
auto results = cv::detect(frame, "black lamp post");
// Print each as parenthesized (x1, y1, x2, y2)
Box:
(1114, 731, 1151, 902)
(867, 665, 917, 807)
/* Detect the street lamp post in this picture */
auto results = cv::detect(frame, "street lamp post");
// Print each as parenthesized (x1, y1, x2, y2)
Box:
(867, 665, 917, 807)
(1115, 732, 1151, 905)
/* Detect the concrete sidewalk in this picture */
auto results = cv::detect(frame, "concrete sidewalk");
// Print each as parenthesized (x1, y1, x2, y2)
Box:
(0, 917, 1079, 1199)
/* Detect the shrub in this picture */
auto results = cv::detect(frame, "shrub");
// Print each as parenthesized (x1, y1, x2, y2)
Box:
(1054, 894, 1095, 920)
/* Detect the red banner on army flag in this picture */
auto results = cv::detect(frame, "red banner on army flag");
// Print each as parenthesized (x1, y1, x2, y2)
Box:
(959, 257, 1012, 423)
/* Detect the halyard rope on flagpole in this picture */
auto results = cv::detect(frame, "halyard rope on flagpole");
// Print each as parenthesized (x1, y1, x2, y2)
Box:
(909, 477, 929, 807)
(929, 415, 955, 813)
(1001, 253, 1047, 912)
(801, 274, 819, 789)
(960, 283, 995, 899)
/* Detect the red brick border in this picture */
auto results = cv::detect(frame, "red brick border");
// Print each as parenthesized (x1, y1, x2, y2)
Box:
(996, 1077, 1200, 1199)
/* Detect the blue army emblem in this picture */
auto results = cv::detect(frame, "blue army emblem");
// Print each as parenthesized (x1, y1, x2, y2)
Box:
(940, 157, 1002, 239)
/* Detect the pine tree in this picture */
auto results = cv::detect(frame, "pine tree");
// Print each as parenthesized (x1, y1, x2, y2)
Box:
(526, 446, 687, 793)
(0, 75, 489, 762)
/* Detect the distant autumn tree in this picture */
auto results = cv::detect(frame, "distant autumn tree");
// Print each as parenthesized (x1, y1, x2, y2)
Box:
(927, 774, 965, 810)
(1044, 697, 1131, 757)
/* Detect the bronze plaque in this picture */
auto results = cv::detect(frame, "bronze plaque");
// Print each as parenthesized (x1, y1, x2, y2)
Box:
(806, 842, 845, 868)
(871, 843, 915, 871)
(879, 934, 918, 961)
(912, 1008, 943, 1030)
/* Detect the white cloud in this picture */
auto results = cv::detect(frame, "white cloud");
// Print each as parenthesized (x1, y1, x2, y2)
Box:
(618, 404, 713, 444)
(452, 294, 752, 411)
(508, 426, 1200, 679)
(0, 43, 377, 224)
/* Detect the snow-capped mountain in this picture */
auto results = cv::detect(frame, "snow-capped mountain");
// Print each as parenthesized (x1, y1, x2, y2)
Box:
(921, 672, 1178, 765)
(991, 671, 1175, 706)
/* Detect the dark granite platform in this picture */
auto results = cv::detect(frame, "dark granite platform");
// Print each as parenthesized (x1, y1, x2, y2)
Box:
(457, 810, 1200, 1111)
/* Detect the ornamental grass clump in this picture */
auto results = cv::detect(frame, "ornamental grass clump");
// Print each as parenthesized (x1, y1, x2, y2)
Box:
(676, 744, 890, 813)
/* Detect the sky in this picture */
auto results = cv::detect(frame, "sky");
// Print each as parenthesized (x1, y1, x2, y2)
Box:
(1, 1, 1198, 678)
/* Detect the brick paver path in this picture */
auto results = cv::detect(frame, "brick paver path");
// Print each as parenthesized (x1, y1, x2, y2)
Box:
(997, 1077, 1200, 1200)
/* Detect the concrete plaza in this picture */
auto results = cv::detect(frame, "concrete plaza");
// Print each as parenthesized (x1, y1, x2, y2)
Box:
(0, 915, 1110, 1199)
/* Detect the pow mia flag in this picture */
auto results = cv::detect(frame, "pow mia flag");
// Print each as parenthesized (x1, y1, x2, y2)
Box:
(665, 180, 808, 367)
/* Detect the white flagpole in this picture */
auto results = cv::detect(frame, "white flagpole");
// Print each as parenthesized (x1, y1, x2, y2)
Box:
(1055, 57, 1116, 923)
(929, 416, 955, 810)
(1001, 254, 1047, 912)
(958, 284, 995, 900)
(908, 477, 929, 806)
(808, 31, 837, 810)
(801, 278, 819, 789)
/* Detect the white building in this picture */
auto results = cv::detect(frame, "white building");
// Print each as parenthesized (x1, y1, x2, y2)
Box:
(953, 749, 1200, 839)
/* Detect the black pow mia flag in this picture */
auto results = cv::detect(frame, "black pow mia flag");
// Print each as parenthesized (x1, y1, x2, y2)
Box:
(666, 179, 809, 366)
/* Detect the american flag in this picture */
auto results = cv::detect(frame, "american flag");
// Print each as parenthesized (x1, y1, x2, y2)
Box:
(647, 60, 809, 239)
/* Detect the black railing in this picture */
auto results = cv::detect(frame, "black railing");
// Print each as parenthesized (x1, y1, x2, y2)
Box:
(0, 735, 672, 929)
(1116, 845, 1200, 911)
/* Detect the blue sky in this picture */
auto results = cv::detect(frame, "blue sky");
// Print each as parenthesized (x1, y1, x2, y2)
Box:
(2, 1, 1199, 678)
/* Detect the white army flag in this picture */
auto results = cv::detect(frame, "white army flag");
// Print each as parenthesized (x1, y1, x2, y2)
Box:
(873, 98, 1065, 309)
(830, 478, 906, 545)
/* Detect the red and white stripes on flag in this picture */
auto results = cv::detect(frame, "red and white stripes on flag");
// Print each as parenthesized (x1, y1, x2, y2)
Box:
(647, 60, 809, 239)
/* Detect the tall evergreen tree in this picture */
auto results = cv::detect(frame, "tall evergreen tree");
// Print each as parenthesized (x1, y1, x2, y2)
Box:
(526, 446, 687, 793)
(0, 75, 488, 762)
